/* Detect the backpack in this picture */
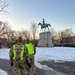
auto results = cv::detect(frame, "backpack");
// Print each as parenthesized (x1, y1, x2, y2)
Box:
(12, 44, 25, 62)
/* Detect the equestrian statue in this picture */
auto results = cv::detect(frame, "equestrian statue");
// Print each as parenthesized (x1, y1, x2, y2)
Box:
(38, 19, 51, 32)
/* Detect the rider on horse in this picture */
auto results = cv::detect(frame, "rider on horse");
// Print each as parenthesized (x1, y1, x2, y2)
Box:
(38, 19, 51, 31)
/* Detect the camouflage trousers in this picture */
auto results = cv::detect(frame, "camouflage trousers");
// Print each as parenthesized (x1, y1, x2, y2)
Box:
(13, 62, 28, 75)
(26, 55, 36, 75)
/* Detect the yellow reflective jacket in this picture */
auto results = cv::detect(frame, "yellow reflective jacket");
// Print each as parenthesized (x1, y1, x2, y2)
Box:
(25, 43, 34, 55)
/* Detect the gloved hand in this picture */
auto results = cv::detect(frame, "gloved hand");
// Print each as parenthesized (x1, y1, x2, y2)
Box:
(11, 61, 13, 66)
(27, 63, 31, 68)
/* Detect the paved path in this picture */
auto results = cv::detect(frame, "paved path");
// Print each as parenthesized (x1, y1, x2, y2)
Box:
(40, 60, 75, 75)
(0, 59, 45, 75)
(0, 59, 75, 75)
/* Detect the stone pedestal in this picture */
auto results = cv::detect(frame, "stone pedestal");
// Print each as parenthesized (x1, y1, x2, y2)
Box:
(38, 32, 53, 47)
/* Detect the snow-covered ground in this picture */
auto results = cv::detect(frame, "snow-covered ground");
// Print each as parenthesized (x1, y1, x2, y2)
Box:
(0, 47, 75, 62)
(0, 69, 8, 75)
(0, 47, 75, 75)
(35, 47, 75, 62)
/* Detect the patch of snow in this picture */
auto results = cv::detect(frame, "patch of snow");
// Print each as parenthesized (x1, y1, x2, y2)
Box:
(35, 47, 75, 62)
(0, 69, 9, 75)
(35, 62, 67, 75)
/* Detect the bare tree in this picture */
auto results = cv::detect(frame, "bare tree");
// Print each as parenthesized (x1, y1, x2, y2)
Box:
(30, 22, 38, 45)
(0, 21, 8, 37)
(5, 24, 16, 42)
(21, 29, 30, 40)
(5, 24, 11, 41)
(0, 0, 9, 13)
(64, 29, 74, 37)
(58, 28, 74, 45)
(14, 30, 30, 40)
(50, 28, 61, 45)
(10, 30, 16, 41)
(0, 21, 16, 39)
(50, 28, 58, 40)
(14, 30, 22, 39)
(59, 29, 74, 39)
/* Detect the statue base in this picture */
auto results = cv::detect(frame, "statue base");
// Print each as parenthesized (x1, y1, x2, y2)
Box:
(38, 31, 53, 47)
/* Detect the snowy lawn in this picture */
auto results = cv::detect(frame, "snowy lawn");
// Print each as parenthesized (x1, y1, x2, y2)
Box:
(0, 47, 75, 62)
(35, 47, 75, 62)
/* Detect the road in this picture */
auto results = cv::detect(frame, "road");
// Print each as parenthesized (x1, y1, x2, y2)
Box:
(0, 59, 75, 75)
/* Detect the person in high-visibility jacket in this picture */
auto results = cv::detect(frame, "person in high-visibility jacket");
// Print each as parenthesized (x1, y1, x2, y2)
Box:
(25, 39, 36, 75)
(9, 37, 31, 75)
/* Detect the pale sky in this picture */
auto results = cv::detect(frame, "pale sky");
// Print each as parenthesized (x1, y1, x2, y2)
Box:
(0, 0, 75, 32)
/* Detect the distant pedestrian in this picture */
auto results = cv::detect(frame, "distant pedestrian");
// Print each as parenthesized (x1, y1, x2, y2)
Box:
(25, 39, 36, 75)
(9, 37, 31, 75)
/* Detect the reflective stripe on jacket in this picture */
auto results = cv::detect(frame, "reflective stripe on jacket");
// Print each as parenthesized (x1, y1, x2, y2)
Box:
(12, 44, 24, 60)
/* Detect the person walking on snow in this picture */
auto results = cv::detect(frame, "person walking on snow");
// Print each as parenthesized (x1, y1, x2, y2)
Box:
(9, 37, 31, 75)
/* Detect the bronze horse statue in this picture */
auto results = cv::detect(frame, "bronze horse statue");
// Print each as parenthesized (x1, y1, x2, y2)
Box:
(38, 19, 51, 31)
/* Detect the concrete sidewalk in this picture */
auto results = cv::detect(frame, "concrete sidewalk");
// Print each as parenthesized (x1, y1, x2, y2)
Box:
(0, 59, 75, 75)
(0, 59, 45, 75)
